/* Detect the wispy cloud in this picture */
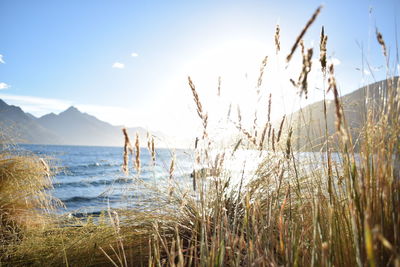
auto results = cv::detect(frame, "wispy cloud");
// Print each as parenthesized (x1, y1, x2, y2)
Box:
(131, 52, 139, 57)
(0, 94, 71, 115)
(0, 82, 9, 90)
(112, 62, 125, 69)
(0, 55, 4, 64)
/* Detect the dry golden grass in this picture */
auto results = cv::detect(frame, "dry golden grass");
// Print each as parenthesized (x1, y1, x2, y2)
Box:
(0, 152, 57, 237)
(1, 6, 399, 267)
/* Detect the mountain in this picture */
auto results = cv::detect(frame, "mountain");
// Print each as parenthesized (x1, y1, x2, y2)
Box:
(283, 77, 399, 151)
(5, 77, 392, 149)
(0, 100, 169, 147)
(25, 113, 37, 120)
(0, 99, 61, 144)
(37, 106, 122, 146)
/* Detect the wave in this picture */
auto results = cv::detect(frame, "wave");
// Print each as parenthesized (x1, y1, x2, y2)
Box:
(71, 162, 121, 169)
(69, 211, 102, 218)
(54, 177, 140, 188)
(61, 193, 125, 205)
(62, 196, 98, 204)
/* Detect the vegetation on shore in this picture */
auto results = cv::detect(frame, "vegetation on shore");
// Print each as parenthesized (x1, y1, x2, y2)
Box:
(1, 6, 399, 266)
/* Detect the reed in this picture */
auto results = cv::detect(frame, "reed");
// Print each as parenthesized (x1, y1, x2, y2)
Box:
(267, 93, 272, 124)
(290, 41, 313, 99)
(319, 26, 328, 73)
(134, 133, 141, 174)
(286, 5, 322, 63)
(141, 7, 400, 266)
(188, 76, 208, 139)
(276, 114, 286, 143)
(376, 29, 387, 59)
(275, 24, 280, 54)
(1, 5, 399, 267)
(146, 132, 156, 164)
(259, 122, 269, 150)
(122, 128, 133, 174)
(327, 63, 343, 132)
(257, 55, 269, 88)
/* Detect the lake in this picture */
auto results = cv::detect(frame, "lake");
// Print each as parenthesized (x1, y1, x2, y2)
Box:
(16, 144, 342, 216)
(18, 144, 194, 215)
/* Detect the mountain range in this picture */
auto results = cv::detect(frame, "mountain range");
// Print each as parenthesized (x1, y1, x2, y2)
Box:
(0, 77, 397, 149)
(0, 100, 166, 147)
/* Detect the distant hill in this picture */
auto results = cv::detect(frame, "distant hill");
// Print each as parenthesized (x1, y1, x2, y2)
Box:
(283, 77, 399, 151)
(0, 99, 62, 144)
(37, 106, 126, 146)
(0, 100, 169, 147)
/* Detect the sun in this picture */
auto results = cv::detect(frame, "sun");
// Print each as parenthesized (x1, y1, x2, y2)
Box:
(152, 39, 294, 138)
(185, 39, 290, 127)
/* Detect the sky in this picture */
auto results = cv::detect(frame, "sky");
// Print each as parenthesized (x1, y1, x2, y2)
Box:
(0, 0, 399, 138)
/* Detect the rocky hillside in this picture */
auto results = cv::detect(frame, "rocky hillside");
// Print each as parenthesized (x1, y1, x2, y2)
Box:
(283, 77, 399, 151)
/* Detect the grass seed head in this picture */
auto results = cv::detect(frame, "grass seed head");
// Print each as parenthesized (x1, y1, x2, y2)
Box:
(267, 93, 272, 123)
(122, 128, 133, 174)
(319, 26, 328, 73)
(257, 56, 269, 88)
(376, 29, 387, 59)
(275, 24, 281, 54)
(188, 76, 208, 138)
(277, 115, 286, 143)
(327, 64, 343, 132)
(286, 5, 322, 63)
(135, 132, 141, 174)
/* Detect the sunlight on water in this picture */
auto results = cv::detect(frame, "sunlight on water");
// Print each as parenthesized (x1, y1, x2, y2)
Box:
(19, 144, 345, 215)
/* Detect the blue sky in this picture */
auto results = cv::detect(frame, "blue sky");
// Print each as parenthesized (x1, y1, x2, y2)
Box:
(0, 0, 399, 137)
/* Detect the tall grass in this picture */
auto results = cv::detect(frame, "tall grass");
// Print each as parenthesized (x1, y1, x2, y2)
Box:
(0, 149, 59, 262)
(0, 151, 55, 239)
(1, 6, 399, 267)
(142, 9, 400, 267)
